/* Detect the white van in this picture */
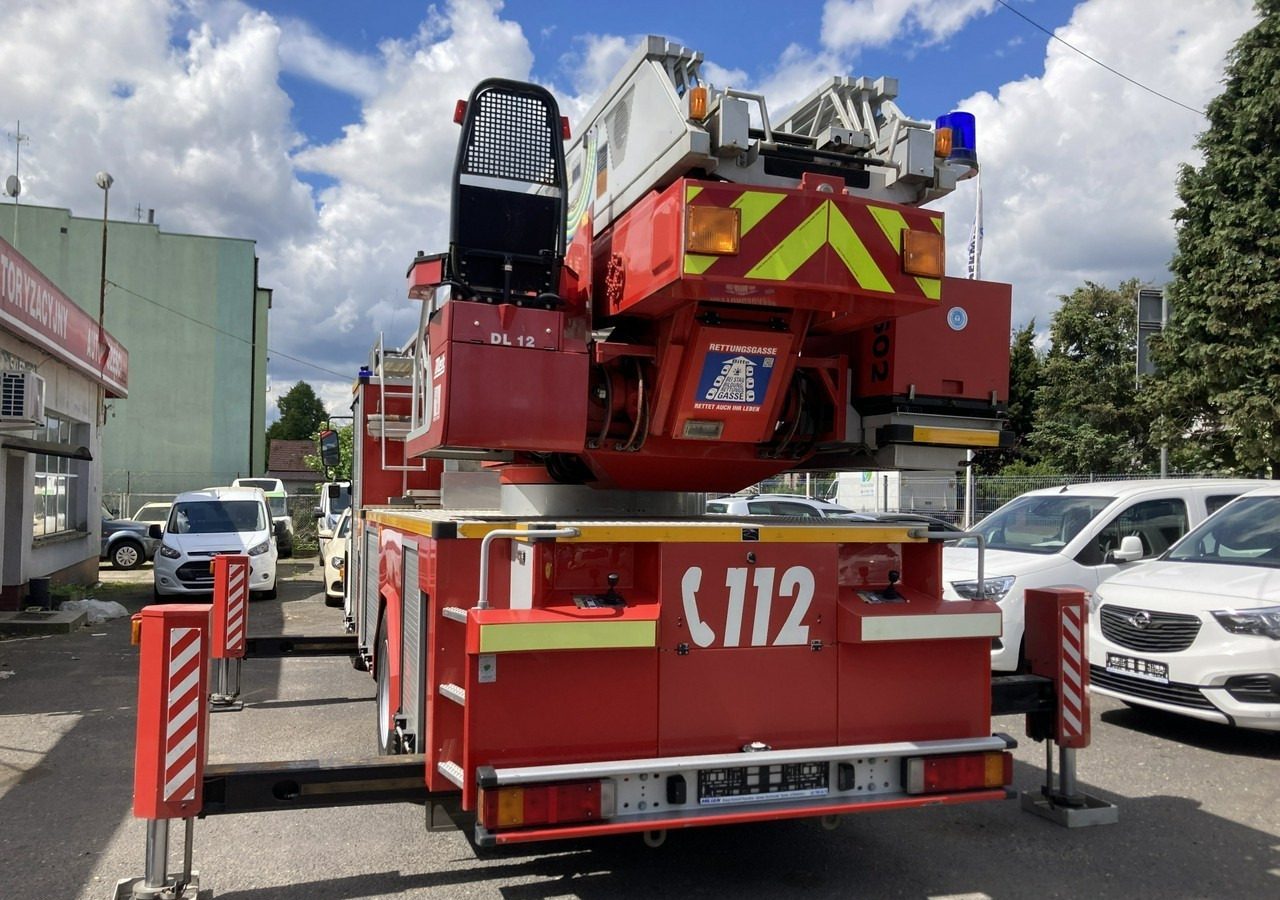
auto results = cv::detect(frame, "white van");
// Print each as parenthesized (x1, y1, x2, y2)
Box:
(232, 477, 293, 558)
(943, 478, 1267, 671)
(314, 481, 351, 549)
(151, 487, 281, 600)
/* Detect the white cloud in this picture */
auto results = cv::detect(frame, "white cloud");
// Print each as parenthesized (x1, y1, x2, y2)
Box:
(0, 0, 1261, 410)
(822, 0, 998, 50)
(932, 0, 1258, 329)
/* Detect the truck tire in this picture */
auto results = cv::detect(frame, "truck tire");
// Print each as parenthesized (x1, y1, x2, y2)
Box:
(110, 538, 145, 570)
(376, 618, 399, 755)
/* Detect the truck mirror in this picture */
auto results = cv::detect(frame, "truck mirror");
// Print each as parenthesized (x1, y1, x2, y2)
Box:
(327, 483, 342, 500)
(313, 505, 324, 519)
(318, 430, 341, 468)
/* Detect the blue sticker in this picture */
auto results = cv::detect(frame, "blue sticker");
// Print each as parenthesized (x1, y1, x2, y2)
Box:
(947, 307, 969, 331)
(694, 349, 777, 412)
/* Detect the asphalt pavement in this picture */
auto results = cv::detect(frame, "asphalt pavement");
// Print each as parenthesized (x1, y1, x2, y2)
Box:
(0, 560, 1276, 900)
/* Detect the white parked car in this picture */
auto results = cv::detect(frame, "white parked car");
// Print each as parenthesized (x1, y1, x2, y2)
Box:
(943, 479, 1266, 672)
(152, 487, 281, 600)
(706, 494, 856, 517)
(323, 509, 351, 608)
(1088, 486, 1280, 731)
(131, 502, 173, 532)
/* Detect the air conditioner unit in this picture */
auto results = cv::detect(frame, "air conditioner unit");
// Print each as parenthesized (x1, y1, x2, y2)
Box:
(0, 371, 47, 427)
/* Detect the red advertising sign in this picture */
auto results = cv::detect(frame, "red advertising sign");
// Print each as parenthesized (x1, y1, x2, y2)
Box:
(0, 235, 128, 397)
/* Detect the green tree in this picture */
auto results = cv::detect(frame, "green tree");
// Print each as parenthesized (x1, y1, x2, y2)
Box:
(1028, 279, 1151, 473)
(1146, 4, 1280, 475)
(306, 423, 354, 481)
(974, 319, 1045, 474)
(266, 381, 328, 442)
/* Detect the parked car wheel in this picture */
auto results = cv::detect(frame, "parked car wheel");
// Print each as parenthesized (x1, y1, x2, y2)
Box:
(110, 538, 145, 570)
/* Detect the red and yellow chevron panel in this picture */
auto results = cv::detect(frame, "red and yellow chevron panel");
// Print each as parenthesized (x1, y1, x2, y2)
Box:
(597, 178, 944, 323)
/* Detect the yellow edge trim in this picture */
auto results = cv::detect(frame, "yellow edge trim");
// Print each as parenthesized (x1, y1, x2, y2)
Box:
(479, 620, 657, 653)
(364, 516, 931, 544)
(914, 426, 1001, 447)
(685, 184, 703, 202)
(758, 526, 927, 544)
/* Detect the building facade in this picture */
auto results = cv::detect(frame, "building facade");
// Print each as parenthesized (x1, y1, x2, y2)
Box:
(0, 204, 270, 512)
(0, 234, 128, 607)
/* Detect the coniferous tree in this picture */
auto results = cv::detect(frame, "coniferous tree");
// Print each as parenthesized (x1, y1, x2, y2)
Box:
(1147, 3, 1280, 474)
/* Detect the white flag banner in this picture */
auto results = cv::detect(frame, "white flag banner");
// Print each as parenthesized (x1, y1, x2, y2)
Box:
(967, 169, 983, 280)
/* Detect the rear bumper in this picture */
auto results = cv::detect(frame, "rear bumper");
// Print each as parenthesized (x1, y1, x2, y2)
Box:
(474, 733, 1016, 845)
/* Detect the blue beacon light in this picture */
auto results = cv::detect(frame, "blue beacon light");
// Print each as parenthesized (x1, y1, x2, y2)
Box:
(935, 111, 977, 167)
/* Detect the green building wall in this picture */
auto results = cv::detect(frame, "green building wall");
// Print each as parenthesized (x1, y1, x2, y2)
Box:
(0, 204, 268, 504)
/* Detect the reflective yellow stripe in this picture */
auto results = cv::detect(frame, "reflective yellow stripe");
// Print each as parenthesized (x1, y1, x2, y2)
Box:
(745, 201, 829, 280)
(868, 206, 909, 251)
(685, 185, 703, 203)
(914, 426, 1001, 447)
(860, 612, 1002, 642)
(733, 191, 787, 236)
(478, 620, 657, 652)
(828, 203, 893, 292)
(684, 253, 719, 275)
(931, 216, 944, 233)
(916, 276, 941, 300)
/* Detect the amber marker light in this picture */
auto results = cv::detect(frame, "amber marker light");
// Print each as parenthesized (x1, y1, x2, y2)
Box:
(688, 86, 708, 120)
(903, 229, 945, 278)
(686, 205, 740, 255)
(934, 126, 954, 159)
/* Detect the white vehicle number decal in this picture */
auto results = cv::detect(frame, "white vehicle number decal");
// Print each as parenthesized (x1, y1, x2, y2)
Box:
(681, 565, 815, 648)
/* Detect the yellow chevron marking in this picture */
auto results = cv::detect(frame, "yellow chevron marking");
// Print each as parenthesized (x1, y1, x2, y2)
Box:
(745, 200, 829, 280)
(684, 253, 719, 275)
(685, 185, 703, 203)
(931, 216, 944, 233)
(733, 191, 787, 236)
(828, 203, 894, 293)
(868, 206, 910, 253)
(916, 276, 942, 300)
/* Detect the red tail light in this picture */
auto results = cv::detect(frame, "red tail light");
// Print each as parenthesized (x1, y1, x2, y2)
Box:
(905, 752, 1012, 794)
(453, 100, 467, 124)
(479, 780, 613, 829)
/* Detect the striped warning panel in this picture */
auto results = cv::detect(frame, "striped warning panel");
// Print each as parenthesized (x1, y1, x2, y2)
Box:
(1059, 605, 1087, 746)
(164, 627, 203, 802)
(224, 558, 248, 655)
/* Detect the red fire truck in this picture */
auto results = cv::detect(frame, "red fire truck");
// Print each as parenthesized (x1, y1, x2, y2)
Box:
(333, 36, 1051, 846)
(120, 41, 1117, 900)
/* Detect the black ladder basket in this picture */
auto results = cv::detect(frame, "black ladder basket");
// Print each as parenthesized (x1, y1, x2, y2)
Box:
(449, 79, 568, 306)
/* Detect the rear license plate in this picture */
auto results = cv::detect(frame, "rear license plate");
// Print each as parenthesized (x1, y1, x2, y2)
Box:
(1106, 652, 1169, 684)
(697, 762, 829, 806)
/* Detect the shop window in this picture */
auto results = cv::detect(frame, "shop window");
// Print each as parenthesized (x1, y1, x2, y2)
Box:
(33, 412, 88, 539)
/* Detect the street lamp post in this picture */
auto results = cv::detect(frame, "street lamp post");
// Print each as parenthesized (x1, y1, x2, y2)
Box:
(95, 171, 113, 331)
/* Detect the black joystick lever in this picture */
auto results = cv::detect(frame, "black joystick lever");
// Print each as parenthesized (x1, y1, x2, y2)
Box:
(601, 573, 625, 607)
(882, 570, 901, 601)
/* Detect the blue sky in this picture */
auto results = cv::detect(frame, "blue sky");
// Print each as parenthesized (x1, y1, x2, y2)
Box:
(0, 0, 1259, 415)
